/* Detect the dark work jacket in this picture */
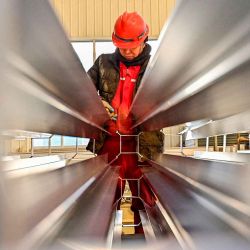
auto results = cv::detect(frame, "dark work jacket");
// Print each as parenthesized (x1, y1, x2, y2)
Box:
(86, 49, 164, 160)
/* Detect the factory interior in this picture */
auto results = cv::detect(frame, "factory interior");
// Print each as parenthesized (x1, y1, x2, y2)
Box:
(0, 0, 250, 249)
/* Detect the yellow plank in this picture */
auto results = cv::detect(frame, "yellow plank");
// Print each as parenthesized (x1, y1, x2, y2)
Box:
(110, 0, 119, 34)
(95, 0, 103, 37)
(71, 0, 79, 38)
(159, 0, 167, 32)
(142, 0, 151, 37)
(167, 0, 176, 20)
(52, 0, 174, 40)
(103, 0, 111, 38)
(150, 0, 159, 37)
(79, 0, 87, 38)
(118, 0, 126, 15)
(121, 202, 134, 235)
(63, 0, 71, 37)
(86, 0, 95, 37)
(126, 0, 135, 12)
(134, 0, 143, 16)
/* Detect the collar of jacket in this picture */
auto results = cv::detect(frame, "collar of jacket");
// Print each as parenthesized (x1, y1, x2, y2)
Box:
(107, 43, 151, 75)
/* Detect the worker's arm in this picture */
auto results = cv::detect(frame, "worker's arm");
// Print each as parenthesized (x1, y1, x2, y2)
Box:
(102, 100, 117, 120)
(87, 56, 101, 90)
(87, 55, 117, 120)
(238, 136, 249, 142)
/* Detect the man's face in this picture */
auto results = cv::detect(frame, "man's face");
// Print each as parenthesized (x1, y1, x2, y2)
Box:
(119, 43, 145, 60)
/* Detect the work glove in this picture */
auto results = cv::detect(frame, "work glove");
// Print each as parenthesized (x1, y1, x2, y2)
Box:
(102, 100, 117, 121)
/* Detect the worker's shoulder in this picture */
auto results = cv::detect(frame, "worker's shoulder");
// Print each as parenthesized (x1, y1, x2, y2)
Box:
(96, 52, 115, 63)
(95, 52, 117, 68)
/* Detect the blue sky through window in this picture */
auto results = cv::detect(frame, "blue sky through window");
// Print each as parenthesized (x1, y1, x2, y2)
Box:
(51, 135, 61, 146)
(33, 135, 89, 147)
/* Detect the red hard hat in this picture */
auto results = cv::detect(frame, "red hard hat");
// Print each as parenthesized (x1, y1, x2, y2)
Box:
(112, 12, 149, 49)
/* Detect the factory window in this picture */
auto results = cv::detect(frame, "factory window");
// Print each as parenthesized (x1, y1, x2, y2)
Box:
(78, 138, 90, 146)
(33, 136, 61, 147)
(63, 136, 89, 146)
(96, 41, 116, 57)
(33, 138, 49, 147)
(33, 135, 89, 147)
(71, 39, 160, 70)
(51, 135, 61, 146)
(71, 42, 93, 71)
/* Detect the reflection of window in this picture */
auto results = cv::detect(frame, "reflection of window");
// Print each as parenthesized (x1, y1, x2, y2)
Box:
(33, 138, 49, 147)
(78, 138, 90, 146)
(51, 135, 61, 146)
(63, 136, 89, 146)
(33, 135, 89, 147)
(33, 135, 61, 147)
(63, 136, 77, 146)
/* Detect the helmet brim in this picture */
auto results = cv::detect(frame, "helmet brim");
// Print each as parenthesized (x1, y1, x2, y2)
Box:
(112, 36, 145, 49)
(112, 24, 149, 49)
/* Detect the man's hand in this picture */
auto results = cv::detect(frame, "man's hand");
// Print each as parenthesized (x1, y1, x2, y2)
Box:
(102, 100, 117, 120)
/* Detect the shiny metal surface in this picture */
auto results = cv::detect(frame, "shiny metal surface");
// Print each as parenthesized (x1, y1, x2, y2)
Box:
(142, 200, 173, 241)
(131, 0, 250, 130)
(136, 65, 250, 130)
(112, 210, 123, 247)
(1, 155, 109, 249)
(0, 77, 102, 138)
(53, 166, 119, 249)
(154, 199, 195, 250)
(0, 0, 109, 138)
(193, 151, 250, 163)
(154, 154, 250, 212)
(143, 160, 250, 249)
(149, 154, 250, 247)
(2, 155, 65, 172)
(139, 210, 156, 242)
(0, 130, 51, 139)
(2, 155, 66, 178)
(188, 111, 250, 140)
(0, 175, 3, 248)
(1, 0, 250, 249)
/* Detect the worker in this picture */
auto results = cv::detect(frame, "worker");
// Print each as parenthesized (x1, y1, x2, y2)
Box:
(237, 135, 249, 150)
(87, 12, 164, 233)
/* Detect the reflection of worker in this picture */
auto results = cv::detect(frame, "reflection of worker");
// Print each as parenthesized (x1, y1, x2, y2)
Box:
(238, 135, 249, 150)
(87, 12, 163, 233)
